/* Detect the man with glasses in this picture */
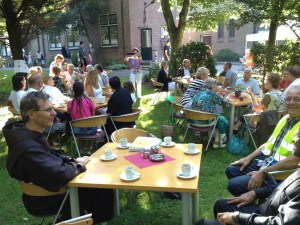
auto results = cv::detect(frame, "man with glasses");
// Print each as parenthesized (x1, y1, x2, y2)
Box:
(225, 83, 300, 197)
(2, 92, 114, 223)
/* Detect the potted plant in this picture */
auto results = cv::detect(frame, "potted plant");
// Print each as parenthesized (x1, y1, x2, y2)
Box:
(233, 85, 243, 98)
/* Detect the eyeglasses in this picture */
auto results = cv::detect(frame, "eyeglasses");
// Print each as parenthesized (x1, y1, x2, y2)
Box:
(34, 107, 55, 113)
(284, 97, 300, 103)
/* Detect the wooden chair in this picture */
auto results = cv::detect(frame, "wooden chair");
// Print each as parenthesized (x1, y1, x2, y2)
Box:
(111, 127, 155, 143)
(151, 78, 166, 104)
(56, 214, 93, 225)
(18, 181, 69, 225)
(110, 108, 142, 131)
(182, 108, 219, 154)
(69, 115, 110, 157)
(215, 76, 225, 85)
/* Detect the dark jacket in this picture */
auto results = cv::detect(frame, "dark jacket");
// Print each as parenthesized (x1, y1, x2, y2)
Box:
(157, 68, 172, 91)
(176, 67, 194, 78)
(237, 169, 300, 225)
(61, 46, 71, 59)
(106, 88, 133, 135)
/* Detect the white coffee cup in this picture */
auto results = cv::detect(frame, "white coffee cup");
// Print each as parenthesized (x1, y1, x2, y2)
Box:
(181, 163, 193, 177)
(164, 136, 172, 145)
(104, 149, 113, 159)
(119, 138, 128, 147)
(188, 143, 196, 152)
(125, 165, 135, 179)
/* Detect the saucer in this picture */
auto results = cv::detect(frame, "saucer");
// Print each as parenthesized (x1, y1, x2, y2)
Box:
(161, 141, 176, 147)
(176, 170, 197, 179)
(117, 144, 129, 149)
(100, 154, 117, 161)
(95, 101, 104, 104)
(184, 149, 200, 155)
(120, 172, 141, 181)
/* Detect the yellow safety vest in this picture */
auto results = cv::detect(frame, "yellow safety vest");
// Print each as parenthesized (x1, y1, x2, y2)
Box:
(262, 115, 300, 162)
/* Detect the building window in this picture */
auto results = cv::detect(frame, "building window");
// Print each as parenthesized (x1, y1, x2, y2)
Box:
(161, 26, 169, 39)
(217, 24, 224, 39)
(100, 14, 118, 46)
(66, 30, 80, 48)
(229, 19, 235, 39)
(49, 34, 61, 49)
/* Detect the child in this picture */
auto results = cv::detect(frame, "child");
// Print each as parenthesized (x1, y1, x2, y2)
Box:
(52, 66, 67, 93)
(124, 80, 136, 103)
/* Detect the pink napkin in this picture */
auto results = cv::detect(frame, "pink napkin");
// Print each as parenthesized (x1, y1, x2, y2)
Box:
(124, 153, 176, 169)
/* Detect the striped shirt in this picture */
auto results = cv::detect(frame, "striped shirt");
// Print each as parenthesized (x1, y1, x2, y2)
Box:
(181, 79, 204, 107)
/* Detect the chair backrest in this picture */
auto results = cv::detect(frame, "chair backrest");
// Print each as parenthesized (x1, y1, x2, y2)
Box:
(70, 115, 109, 128)
(171, 102, 184, 112)
(151, 78, 163, 87)
(56, 214, 93, 225)
(184, 108, 218, 121)
(111, 128, 155, 143)
(19, 181, 67, 197)
(110, 108, 142, 123)
(216, 76, 225, 85)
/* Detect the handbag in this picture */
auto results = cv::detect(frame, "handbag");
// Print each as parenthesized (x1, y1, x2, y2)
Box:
(227, 131, 249, 156)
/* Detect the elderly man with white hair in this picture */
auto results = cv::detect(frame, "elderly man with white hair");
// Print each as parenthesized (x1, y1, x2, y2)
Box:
(235, 68, 261, 95)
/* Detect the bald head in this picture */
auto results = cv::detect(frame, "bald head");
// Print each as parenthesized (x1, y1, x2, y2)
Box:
(28, 74, 43, 91)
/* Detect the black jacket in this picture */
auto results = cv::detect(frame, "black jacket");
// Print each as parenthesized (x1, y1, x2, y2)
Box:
(61, 46, 71, 59)
(176, 67, 194, 78)
(157, 68, 172, 91)
(237, 169, 300, 225)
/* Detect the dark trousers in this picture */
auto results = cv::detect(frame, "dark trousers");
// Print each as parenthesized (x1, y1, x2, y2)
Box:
(225, 162, 262, 196)
(195, 199, 258, 225)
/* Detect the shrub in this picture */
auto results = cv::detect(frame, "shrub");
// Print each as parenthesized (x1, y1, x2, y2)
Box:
(173, 41, 217, 77)
(143, 62, 160, 82)
(214, 49, 240, 62)
(106, 63, 127, 70)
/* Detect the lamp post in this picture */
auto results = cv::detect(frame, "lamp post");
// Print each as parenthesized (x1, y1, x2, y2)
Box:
(143, 0, 156, 25)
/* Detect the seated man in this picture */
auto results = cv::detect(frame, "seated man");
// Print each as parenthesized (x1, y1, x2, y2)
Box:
(105, 76, 133, 135)
(196, 128, 300, 225)
(42, 75, 70, 104)
(222, 62, 237, 89)
(2, 92, 114, 223)
(235, 68, 261, 95)
(22, 74, 44, 98)
(225, 83, 300, 197)
(176, 59, 194, 78)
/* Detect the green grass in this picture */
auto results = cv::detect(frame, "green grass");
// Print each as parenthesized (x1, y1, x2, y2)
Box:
(0, 70, 241, 225)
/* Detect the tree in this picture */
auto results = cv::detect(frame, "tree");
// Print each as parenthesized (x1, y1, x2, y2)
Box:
(160, 0, 240, 73)
(235, 0, 300, 45)
(0, 0, 65, 60)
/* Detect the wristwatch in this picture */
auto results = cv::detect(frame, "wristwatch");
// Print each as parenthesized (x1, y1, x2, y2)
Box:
(231, 211, 240, 224)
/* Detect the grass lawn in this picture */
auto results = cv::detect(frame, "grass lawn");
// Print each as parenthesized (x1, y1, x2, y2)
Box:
(0, 70, 241, 225)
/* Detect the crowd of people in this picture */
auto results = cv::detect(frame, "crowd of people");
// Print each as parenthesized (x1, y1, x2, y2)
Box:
(4, 42, 300, 224)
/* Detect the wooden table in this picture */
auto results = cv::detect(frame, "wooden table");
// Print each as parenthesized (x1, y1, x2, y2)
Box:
(226, 92, 253, 139)
(54, 98, 109, 113)
(174, 78, 192, 96)
(68, 142, 202, 225)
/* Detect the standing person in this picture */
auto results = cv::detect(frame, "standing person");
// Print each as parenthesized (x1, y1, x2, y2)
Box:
(124, 81, 136, 104)
(163, 39, 171, 62)
(3, 91, 114, 224)
(36, 50, 42, 66)
(124, 47, 143, 98)
(27, 52, 32, 67)
(40, 51, 46, 67)
(78, 41, 85, 61)
(61, 42, 72, 63)
(88, 51, 93, 65)
(79, 57, 87, 73)
(49, 54, 64, 76)
(22, 48, 27, 64)
(222, 62, 238, 89)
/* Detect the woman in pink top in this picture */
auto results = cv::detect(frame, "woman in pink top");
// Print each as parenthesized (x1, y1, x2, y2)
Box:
(67, 81, 96, 135)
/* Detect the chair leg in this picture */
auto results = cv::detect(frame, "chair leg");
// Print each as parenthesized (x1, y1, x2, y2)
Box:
(52, 190, 70, 225)
(182, 128, 189, 143)
(153, 91, 161, 104)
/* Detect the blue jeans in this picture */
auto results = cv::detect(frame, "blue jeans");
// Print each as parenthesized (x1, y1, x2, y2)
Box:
(225, 162, 261, 196)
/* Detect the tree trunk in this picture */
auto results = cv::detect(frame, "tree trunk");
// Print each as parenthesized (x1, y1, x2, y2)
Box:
(268, 20, 278, 45)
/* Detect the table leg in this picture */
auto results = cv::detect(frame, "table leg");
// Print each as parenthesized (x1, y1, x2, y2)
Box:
(69, 187, 80, 218)
(181, 192, 192, 225)
(114, 189, 120, 217)
(229, 105, 235, 139)
(192, 191, 199, 223)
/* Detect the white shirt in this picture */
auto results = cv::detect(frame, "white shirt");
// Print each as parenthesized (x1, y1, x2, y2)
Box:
(9, 90, 26, 114)
(98, 75, 104, 88)
(183, 68, 191, 77)
(49, 61, 62, 76)
(22, 88, 38, 99)
(42, 85, 69, 104)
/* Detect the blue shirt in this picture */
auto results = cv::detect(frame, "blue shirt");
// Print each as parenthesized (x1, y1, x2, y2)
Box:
(225, 69, 237, 87)
(236, 77, 261, 95)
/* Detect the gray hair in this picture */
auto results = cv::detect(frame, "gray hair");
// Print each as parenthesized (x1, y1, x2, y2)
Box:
(244, 68, 252, 74)
(202, 77, 218, 89)
(20, 92, 50, 123)
(67, 63, 74, 69)
(284, 80, 300, 97)
(195, 67, 209, 79)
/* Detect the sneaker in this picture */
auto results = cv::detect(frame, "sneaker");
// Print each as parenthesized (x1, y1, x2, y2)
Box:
(213, 142, 226, 148)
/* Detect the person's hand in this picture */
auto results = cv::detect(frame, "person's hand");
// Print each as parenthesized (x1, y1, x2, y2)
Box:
(217, 212, 235, 225)
(227, 190, 256, 207)
(247, 170, 265, 190)
(246, 86, 252, 95)
(231, 156, 252, 171)
(76, 156, 91, 165)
